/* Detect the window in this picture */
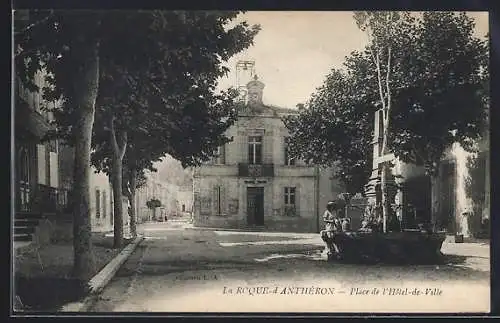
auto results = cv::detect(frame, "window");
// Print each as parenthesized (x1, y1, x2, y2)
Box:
(102, 191, 107, 218)
(284, 137, 296, 166)
(182, 204, 186, 212)
(214, 145, 225, 164)
(96, 189, 101, 218)
(213, 185, 225, 215)
(248, 136, 262, 164)
(284, 187, 297, 217)
(284, 187, 296, 206)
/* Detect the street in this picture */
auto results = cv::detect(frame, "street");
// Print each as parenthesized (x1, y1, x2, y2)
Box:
(88, 221, 490, 313)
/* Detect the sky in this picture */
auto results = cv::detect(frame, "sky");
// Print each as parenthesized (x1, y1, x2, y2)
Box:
(216, 11, 489, 109)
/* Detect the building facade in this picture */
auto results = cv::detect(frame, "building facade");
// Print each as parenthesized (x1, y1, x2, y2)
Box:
(135, 171, 180, 222)
(14, 69, 117, 245)
(365, 108, 489, 238)
(193, 76, 341, 233)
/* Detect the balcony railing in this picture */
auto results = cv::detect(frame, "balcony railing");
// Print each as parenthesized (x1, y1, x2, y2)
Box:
(238, 163, 274, 177)
(17, 184, 72, 214)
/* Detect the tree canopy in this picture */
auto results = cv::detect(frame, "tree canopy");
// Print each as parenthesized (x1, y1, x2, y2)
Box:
(14, 9, 260, 276)
(284, 12, 488, 195)
(390, 12, 488, 174)
(283, 59, 376, 195)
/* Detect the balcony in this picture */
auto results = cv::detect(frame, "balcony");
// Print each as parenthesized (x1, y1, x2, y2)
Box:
(238, 163, 274, 177)
(16, 184, 72, 215)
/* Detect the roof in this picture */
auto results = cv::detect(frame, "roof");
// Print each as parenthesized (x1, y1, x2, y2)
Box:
(265, 104, 298, 115)
(237, 102, 298, 117)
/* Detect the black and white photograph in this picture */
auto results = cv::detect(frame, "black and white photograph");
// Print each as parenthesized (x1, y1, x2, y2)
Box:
(11, 9, 490, 314)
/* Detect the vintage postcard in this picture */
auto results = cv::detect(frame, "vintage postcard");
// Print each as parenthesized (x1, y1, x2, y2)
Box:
(12, 10, 490, 314)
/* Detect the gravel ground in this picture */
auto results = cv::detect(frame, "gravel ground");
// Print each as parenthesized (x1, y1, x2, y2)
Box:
(89, 223, 490, 313)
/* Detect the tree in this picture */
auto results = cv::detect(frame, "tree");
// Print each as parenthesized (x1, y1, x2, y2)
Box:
(388, 12, 488, 230)
(353, 11, 416, 233)
(122, 164, 148, 237)
(285, 12, 487, 233)
(283, 57, 376, 195)
(16, 10, 105, 278)
(146, 198, 162, 221)
(14, 10, 259, 277)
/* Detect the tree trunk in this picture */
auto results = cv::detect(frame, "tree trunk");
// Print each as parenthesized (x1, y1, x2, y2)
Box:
(110, 122, 127, 248)
(128, 169, 138, 238)
(71, 39, 100, 280)
(380, 163, 391, 233)
(430, 172, 441, 232)
(111, 158, 124, 248)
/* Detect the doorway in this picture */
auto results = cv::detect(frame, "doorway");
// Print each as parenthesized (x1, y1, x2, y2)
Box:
(247, 187, 264, 226)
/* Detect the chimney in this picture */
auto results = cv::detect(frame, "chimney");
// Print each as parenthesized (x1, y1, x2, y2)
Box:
(246, 75, 265, 106)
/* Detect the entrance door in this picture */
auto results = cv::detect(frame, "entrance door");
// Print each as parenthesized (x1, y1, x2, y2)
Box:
(247, 187, 264, 226)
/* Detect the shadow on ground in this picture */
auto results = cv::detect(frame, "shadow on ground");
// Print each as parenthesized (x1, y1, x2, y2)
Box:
(14, 276, 89, 312)
(13, 235, 134, 312)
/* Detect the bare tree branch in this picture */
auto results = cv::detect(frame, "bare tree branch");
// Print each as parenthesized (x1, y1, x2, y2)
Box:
(14, 11, 55, 36)
(119, 131, 128, 160)
(110, 115, 120, 155)
(374, 50, 386, 111)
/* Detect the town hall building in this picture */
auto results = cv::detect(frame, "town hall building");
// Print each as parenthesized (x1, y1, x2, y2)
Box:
(192, 74, 342, 233)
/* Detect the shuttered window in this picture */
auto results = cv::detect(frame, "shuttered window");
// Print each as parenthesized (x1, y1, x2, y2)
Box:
(284, 187, 298, 217)
(214, 145, 226, 164)
(96, 189, 101, 218)
(102, 191, 107, 218)
(213, 185, 225, 215)
(36, 144, 47, 185)
(284, 137, 296, 166)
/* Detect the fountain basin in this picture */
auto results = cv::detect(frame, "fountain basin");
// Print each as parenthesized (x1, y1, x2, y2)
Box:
(324, 230, 446, 264)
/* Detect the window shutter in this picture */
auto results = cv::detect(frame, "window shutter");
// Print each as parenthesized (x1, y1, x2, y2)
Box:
(295, 186, 300, 216)
(221, 145, 226, 164)
(49, 152, 59, 188)
(240, 134, 247, 164)
(103, 191, 107, 218)
(213, 185, 219, 215)
(283, 137, 287, 165)
(96, 189, 101, 218)
(220, 185, 226, 215)
(37, 144, 47, 185)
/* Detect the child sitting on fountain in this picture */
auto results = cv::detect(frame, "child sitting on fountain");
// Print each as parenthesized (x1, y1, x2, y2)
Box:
(321, 201, 342, 259)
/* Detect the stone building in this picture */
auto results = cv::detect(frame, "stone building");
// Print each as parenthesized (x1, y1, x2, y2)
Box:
(192, 76, 342, 233)
(365, 108, 489, 238)
(14, 68, 118, 246)
(135, 171, 180, 222)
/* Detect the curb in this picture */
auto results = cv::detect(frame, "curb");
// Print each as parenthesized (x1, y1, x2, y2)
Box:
(60, 235, 144, 312)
